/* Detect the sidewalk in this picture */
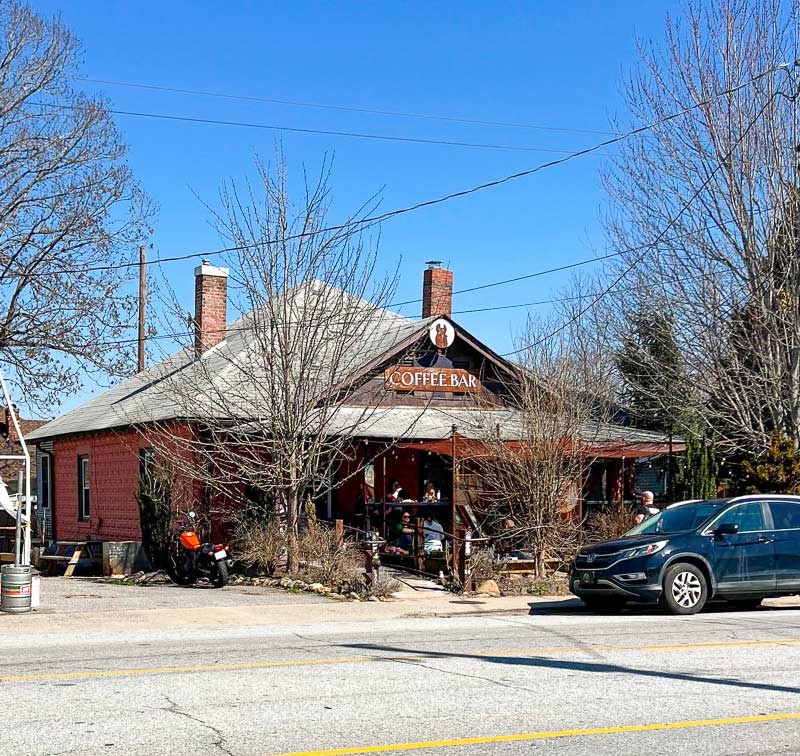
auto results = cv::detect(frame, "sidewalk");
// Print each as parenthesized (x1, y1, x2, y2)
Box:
(0, 575, 552, 636)
(2, 576, 797, 637)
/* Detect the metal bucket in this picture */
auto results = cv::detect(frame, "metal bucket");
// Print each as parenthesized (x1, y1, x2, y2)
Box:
(1, 565, 33, 613)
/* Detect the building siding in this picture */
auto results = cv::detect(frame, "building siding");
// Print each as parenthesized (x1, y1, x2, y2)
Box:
(52, 430, 144, 541)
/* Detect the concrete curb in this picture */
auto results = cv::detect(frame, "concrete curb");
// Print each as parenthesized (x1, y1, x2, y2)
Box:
(0, 592, 577, 636)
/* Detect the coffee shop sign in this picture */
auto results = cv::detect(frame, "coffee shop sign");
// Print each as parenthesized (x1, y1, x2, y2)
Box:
(385, 366, 480, 393)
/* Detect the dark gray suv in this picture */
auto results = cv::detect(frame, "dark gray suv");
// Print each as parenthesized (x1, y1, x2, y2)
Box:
(570, 495, 800, 614)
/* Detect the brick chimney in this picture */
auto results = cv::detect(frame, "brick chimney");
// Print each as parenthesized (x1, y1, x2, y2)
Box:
(194, 260, 229, 355)
(422, 261, 453, 318)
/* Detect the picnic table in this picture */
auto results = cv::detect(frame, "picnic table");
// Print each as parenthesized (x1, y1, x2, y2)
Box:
(39, 541, 102, 576)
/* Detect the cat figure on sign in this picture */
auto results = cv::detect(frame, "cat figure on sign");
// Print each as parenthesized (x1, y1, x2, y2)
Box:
(435, 323, 448, 351)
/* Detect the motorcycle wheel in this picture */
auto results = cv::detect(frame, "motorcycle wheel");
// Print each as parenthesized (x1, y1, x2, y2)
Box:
(166, 560, 197, 586)
(210, 560, 229, 588)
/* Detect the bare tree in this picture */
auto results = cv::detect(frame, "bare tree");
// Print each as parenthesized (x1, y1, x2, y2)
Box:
(0, 1, 151, 409)
(146, 156, 422, 572)
(468, 320, 613, 576)
(595, 0, 800, 456)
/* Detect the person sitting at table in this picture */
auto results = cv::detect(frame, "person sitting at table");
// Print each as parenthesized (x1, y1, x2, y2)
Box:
(386, 480, 404, 502)
(422, 482, 438, 502)
(385, 510, 415, 554)
(422, 512, 444, 554)
(497, 518, 517, 555)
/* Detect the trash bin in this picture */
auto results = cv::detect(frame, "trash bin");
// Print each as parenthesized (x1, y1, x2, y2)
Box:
(1, 564, 33, 613)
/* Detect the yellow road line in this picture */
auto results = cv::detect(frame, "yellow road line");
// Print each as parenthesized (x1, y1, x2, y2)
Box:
(264, 712, 800, 756)
(3, 637, 800, 684)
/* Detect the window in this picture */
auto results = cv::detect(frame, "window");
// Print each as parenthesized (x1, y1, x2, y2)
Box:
(39, 454, 51, 509)
(714, 502, 765, 532)
(78, 455, 89, 520)
(628, 502, 721, 535)
(768, 501, 800, 530)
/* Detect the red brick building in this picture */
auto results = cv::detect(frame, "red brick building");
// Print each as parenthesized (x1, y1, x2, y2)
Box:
(29, 262, 677, 545)
(0, 408, 47, 552)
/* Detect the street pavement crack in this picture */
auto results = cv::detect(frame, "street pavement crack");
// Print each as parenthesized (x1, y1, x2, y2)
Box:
(388, 656, 540, 694)
(161, 695, 236, 756)
(292, 631, 344, 651)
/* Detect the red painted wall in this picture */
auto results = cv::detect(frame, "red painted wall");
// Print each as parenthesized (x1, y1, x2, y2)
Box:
(53, 429, 144, 541)
(51, 425, 199, 542)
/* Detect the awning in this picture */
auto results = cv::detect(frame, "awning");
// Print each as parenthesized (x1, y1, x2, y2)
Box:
(588, 441, 686, 459)
(398, 434, 685, 460)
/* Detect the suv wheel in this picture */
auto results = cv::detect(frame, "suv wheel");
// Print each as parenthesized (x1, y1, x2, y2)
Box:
(662, 563, 707, 615)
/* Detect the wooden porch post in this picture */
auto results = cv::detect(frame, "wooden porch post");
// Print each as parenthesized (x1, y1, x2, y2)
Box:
(450, 425, 459, 577)
(335, 519, 344, 548)
(414, 517, 424, 573)
(381, 453, 387, 539)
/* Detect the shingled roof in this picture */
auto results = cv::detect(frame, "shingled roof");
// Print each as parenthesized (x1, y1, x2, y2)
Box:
(29, 281, 435, 442)
(313, 404, 679, 450)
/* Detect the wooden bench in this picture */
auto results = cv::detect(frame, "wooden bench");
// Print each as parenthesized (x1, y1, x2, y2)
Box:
(39, 541, 102, 577)
(499, 557, 561, 575)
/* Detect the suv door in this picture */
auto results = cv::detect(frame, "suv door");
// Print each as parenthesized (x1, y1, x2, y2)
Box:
(767, 500, 800, 591)
(707, 502, 776, 595)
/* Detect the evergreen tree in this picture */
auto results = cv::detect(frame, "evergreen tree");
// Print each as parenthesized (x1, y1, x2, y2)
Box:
(615, 311, 691, 432)
(676, 433, 718, 500)
(742, 433, 800, 494)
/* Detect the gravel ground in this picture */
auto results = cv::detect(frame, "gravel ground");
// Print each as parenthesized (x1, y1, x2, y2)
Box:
(36, 575, 329, 613)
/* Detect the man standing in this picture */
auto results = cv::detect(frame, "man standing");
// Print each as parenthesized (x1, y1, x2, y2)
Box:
(633, 490, 656, 526)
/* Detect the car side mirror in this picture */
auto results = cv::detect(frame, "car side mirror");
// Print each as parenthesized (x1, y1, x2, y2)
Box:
(713, 522, 739, 536)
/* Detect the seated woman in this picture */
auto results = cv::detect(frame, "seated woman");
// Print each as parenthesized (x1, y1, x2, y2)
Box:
(422, 482, 439, 502)
(386, 481, 404, 502)
(384, 511, 415, 555)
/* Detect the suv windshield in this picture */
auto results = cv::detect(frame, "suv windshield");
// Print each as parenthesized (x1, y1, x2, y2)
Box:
(624, 502, 721, 536)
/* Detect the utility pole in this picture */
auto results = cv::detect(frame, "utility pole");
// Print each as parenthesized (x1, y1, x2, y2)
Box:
(137, 245, 146, 373)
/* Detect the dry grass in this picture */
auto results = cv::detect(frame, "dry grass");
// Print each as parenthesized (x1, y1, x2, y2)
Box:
(295, 521, 364, 588)
(468, 547, 501, 584)
(499, 573, 570, 596)
(369, 575, 402, 598)
(231, 517, 286, 575)
(232, 514, 366, 592)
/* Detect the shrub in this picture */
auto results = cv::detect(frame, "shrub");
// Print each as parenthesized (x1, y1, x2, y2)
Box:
(742, 433, 800, 494)
(469, 546, 501, 584)
(232, 513, 365, 591)
(295, 520, 364, 589)
(135, 471, 173, 570)
(583, 505, 632, 544)
(231, 516, 285, 576)
(369, 575, 402, 598)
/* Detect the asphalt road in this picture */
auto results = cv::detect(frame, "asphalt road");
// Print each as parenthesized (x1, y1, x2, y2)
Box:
(3, 602, 800, 756)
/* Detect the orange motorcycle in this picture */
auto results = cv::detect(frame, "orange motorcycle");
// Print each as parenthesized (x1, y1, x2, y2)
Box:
(166, 511, 230, 588)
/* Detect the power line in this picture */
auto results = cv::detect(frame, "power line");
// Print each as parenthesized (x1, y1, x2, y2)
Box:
(389, 204, 777, 309)
(38, 100, 615, 156)
(11, 62, 788, 286)
(389, 250, 626, 307)
(451, 270, 714, 314)
(75, 76, 619, 137)
(91, 269, 734, 350)
(500, 89, 777, 358)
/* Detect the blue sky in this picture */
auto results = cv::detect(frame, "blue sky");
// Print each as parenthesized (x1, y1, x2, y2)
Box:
(31, 1, 674, 416)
